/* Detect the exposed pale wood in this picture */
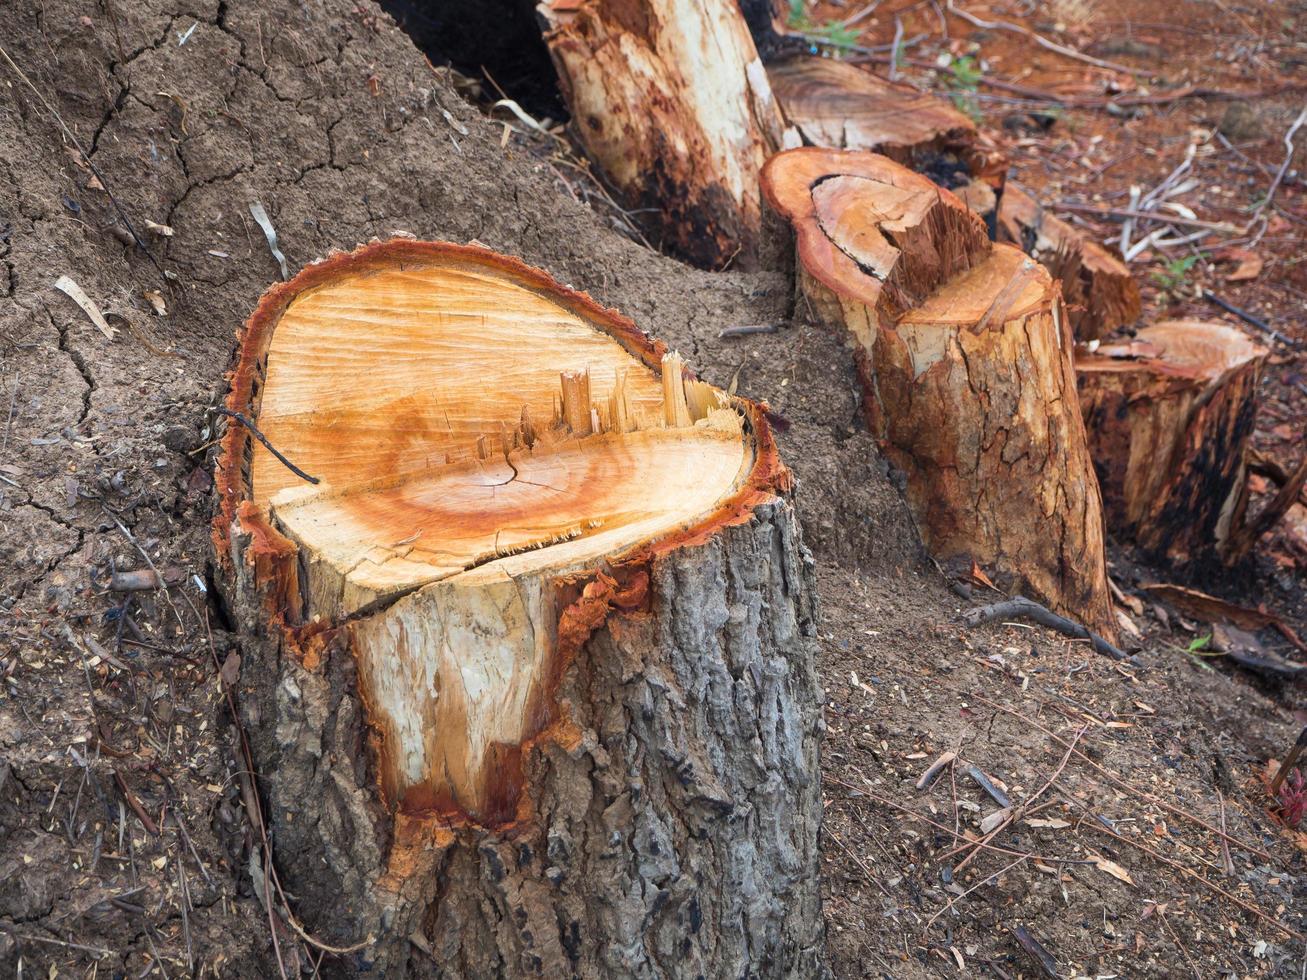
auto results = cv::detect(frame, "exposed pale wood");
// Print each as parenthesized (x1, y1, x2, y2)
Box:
(537, 0, 783, 269)
(998, 182, 1141, 339)
(1077, 320, 1268, 563)
(766, 55, 1006, 226)
(213, 240, 822, 976)
(763, 148, 1113, 634)
(769, 56, 1003, 177)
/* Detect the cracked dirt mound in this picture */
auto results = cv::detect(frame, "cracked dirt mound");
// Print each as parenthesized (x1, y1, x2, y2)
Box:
(1, 0, 1304, 977)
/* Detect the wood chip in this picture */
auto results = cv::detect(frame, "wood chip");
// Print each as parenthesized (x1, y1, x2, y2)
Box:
(53, 275, 115, 340)
(1090, 853, 1136, 886)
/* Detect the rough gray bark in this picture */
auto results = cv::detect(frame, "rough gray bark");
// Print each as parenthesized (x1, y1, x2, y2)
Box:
(219, 496, 823, 978)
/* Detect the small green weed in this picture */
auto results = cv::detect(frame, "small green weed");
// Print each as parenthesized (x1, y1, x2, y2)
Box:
(946, 55, 984, 123)
(1151, 254, 1201, 300)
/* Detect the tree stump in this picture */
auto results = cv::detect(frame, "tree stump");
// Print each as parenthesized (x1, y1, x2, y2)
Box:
(764, 57, 1006, 226)
(997, 182, 1140, 340)
(213, 240, 824, 976)
(762, 148, 1113, 634)
(537, 0, 783, 270)
(1076, 320, 1268, 564)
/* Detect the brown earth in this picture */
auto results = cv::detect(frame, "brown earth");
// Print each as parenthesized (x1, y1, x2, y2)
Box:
(0, 0, 1303, 978)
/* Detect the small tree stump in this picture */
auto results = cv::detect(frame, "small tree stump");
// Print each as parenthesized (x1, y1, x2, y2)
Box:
(537, 0, 783, 269)
(762, 148, 1113, 634)
(1076, 320, 1268, 564)
(213, 240, 824, 976)
(997, 182, 1140, 340)
(766, 56, 1006, 224)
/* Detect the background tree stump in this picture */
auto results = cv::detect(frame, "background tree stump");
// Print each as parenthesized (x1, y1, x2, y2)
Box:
(537, 0, 784, 270)
(765, 56, 1006, 226)
(997, 182, 1140, 340)
(213, 240, 823, 976)
(1076, 320, 1269, 564)
(763, 148, 1113, 634)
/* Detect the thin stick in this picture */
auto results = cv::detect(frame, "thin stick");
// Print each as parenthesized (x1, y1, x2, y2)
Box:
(926, 854, 1029, 930)
(972, 695, 1278, 862)
(960, 596, 1130, 662)
(214, 407, 320, 485)
(825, 776, 1097, 866)
(1202, 289, 1290, 345)
(945, 1, 1136, 74)
(1250, 105, 1307, 246)
(945, 726, 1087, 873)
(1081, 811, 1303, 940)
(825, 826, 893, 898)
(1053, 202, 1237, 233)
(718, 323, 784, 338)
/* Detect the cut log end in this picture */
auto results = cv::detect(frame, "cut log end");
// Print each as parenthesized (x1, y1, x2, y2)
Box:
(213, 240, 821, 975)
(766, 56, 1007, 210)
(1077, 319, 1268, 564)
(763, 148, 1113, 634)
(997, 182, 1141, 339)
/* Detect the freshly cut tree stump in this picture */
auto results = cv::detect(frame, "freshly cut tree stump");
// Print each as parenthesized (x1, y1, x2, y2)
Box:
(765, 56, 1006, 228)
(213, 240, 823, 976)
(762, 148, 1113, 634)
(1076, 320, 1268, 564)
(997, 182, 1140, 340)
(537, 0, 783, 270)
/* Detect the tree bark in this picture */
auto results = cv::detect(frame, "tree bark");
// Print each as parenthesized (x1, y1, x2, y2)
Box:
(1076, 320, 1269, 564)
(765, 56, 1006, 226)
(997, 182, 1140, 340)
(762, 148, 1113, 635)
(536, 0, 784, 270)
(213, 240, 824, 976)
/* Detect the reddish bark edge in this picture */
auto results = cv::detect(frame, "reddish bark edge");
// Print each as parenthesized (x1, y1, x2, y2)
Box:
(760, 148, 1011, 319)
(212, 239, 792, 842)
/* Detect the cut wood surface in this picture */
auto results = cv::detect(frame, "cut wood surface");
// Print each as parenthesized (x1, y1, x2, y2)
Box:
(766, 55, 1007, 228)
(763, 148, 1114, 634)
(537, 0, 783, 269)
(1077, 320, 1268, 563)
(997, 182, 1141, 339)
(214, 240, 823, 975)
(767, 56, 1005, 183)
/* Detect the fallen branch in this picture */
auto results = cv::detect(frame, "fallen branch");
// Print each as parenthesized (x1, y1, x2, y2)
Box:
(960, 596, 1130, 662)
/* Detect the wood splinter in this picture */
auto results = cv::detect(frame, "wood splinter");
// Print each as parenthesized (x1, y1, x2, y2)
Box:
(762, 147, 1114, 636)
(213, 239, 823, 976)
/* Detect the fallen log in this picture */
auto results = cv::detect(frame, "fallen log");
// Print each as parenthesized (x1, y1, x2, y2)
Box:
(997, 182, 1140, 339)
(1076, 320, 1268, 564)
(761, 148, 1114, 635)
(765, 55, 1006, 221)
(537, 0, 784, 269)
(213, 240, 823, 975)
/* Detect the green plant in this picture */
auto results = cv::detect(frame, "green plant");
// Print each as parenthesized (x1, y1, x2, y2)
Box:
(946, 55, 984, 123)
(1151, 254, 1201, 299)
(787, 1, 859, 53)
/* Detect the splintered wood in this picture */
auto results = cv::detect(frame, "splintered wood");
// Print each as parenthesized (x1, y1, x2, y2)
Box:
(221, 240, 771, 822)
(538, 0, 783, 268)
(997, 182, 1140, 339)
(215, 240, 821, 977)
(1076, 320, 1268, 563)
(762, 147, 1113, 634)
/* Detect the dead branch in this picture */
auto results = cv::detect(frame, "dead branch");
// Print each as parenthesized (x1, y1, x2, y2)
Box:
(960, 596, 1129, 662)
